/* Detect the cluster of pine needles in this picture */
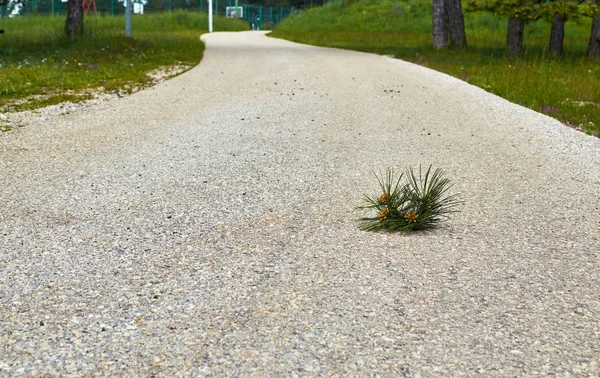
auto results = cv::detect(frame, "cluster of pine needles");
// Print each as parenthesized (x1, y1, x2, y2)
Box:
(357, 166, 460, 232)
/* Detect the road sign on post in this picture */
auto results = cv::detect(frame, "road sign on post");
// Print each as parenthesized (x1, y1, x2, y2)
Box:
(125, 0, 132, 36)
(208, 0, 213, 32)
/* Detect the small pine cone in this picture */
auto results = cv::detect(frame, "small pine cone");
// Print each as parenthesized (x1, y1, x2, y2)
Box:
(379, 193, 388, 205)
(378, 208, 389, 221)
(404, 211, 418, 223)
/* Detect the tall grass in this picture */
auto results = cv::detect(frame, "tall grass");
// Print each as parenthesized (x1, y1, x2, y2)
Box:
(272, 0, 600, 137)
(0, 12, 248, 110)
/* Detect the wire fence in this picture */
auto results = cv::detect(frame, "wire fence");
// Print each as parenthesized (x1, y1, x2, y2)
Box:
(1, 0, 297, 29)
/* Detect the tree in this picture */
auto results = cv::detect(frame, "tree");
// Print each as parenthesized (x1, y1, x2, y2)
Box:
(549, 13, 566, 55)
(589, 14, 600, 57)
(539, 1, 578, 56)
(65, 0, 84, 41)
(468, 0, 539, 57)
(447, 0, 468, 48)
(0, 0, 7, 18)
(586, 0, 600, 57)
(433, 0, 467, 49)
(433, 0, 449, 49)
(506, 17, 525, 57)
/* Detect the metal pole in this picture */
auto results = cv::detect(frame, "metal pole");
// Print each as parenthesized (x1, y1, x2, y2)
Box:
(51, 0, 54, 16)
(208, 0, 213, 32)
(111, 0, 114, 16)
(200, 0, 202, 12)
(125, 0, 132, 36)
(168, 0, 171, 12)
(215, 0, 218, 14)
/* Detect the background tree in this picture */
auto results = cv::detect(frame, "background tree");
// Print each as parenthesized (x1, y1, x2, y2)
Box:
(433, 0, 449, 48)
(65, 0, 84, 40)
(0, 0, 8, 18)
(584, 0, 600, 57)
(447, 0, 468, 48)
(541, 1, 578, 56)
(468, 0, 540, 57)
(433, 0, 467, 49)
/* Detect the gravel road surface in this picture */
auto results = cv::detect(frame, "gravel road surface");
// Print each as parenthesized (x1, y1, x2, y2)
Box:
(1, 31, 599, 376)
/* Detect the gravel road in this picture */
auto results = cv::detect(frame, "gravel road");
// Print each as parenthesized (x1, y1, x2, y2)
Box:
(1, 31, 599, 376)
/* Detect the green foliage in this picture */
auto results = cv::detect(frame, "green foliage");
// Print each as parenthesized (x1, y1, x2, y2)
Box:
(272, 0, 600, 137)
(467, 0, 540, 21)
(357, 167, 460, 232)
(277, 0, 432, 33)
(542, 1, 579, 20)
(0, 12, 248, 111)
(467, 0, 599, 22)
(577, 0, 600, 18)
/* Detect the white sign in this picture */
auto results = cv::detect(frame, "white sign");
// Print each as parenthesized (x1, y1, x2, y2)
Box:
(225, 6, 243, 18)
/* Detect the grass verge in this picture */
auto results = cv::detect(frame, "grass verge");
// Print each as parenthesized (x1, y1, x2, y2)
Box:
(0, 11, 248, 113)
(271, 0, 600, 137)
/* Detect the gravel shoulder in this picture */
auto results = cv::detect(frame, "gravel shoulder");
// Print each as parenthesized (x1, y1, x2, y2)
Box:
(1, 31, 599, 376)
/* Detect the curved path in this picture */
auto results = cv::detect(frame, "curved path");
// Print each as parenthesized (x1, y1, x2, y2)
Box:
(1, 31, 599, 376)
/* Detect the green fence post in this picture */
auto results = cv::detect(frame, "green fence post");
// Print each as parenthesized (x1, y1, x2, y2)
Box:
(215, 0, 218, 14)
(168, 0, 172, 11)
(200, 0, 203, 12)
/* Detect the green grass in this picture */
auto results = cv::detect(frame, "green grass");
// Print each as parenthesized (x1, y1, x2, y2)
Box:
(0, 11, 248, 112)
(271, 0, 600, 137)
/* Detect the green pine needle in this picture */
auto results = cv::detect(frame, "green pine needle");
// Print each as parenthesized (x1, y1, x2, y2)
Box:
(357, 166, 460, 232)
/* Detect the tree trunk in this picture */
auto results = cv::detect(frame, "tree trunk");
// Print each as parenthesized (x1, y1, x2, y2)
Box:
(588, 13, 600, 58)
(549, 13, 565, 56)
(446, 0, 467, 49)
(506, 17, 524, 57)
(432, 0, 449, 49)
(65, 0, 84, 41)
